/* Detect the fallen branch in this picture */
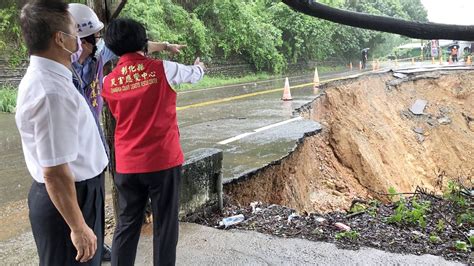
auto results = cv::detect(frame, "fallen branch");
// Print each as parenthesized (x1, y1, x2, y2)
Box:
(346, 211, 366, 219)
(431, 204, 470, 243)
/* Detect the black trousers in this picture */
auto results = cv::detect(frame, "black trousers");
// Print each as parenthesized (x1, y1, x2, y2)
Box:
(111, 166, 181, 266)
(28, 174, 104, 266)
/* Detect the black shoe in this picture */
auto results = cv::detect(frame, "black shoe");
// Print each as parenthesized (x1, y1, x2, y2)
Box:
(102, 243, 112, 262)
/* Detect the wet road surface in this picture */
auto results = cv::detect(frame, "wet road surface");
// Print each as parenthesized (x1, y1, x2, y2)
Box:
(1, 61, 472, 261)
(0, 70, 351, 206)
(1, 62, 467, 206)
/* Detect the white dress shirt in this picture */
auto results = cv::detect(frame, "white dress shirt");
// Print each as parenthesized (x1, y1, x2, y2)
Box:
(163, 60, 204, 86)
(15, 56, 108, 183)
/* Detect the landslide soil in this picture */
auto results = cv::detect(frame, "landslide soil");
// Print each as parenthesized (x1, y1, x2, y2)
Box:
(225, 70, 474, 213)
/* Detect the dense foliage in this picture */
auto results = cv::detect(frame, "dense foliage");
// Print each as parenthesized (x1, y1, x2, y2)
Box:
(0, 3, 27, 67)
(1, 0, 428, 72)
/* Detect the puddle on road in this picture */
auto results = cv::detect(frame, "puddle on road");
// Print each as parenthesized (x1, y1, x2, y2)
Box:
(0, 114, 32, 208)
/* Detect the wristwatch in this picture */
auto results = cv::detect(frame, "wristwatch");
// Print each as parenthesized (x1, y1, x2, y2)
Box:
(162, 41, 170, 51)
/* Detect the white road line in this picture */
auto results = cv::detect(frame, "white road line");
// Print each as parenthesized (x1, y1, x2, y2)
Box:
(217, 132, 255, 145)
(217, 117, 303, 145)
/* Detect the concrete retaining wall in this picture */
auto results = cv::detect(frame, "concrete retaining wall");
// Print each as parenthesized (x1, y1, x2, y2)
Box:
(180, 148, 223, 218)
(0, 60, 27, 87)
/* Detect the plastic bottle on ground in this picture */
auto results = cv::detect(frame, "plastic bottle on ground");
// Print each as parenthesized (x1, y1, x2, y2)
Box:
(220, 214, 245, 228)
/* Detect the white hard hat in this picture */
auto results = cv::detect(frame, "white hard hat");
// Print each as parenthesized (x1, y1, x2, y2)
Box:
(68, 3, 104, 38)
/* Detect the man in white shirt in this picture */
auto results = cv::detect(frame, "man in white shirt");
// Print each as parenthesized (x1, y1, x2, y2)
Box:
(16, 0, 108, 265)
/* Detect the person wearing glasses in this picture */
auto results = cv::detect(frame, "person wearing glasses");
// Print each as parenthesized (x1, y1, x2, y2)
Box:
(68, 4, 186, 262)
(69, 4, 185, 124)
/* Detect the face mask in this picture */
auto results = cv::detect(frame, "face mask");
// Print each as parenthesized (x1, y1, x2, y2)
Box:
(96, 38, 105, 53)
(61, 32, 83, 63)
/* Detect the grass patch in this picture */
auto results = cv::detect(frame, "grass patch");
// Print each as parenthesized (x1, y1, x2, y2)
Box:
(174, 73, 274, 92)
(0, 84, 17, 113)
(335, 230, 360, 241)
(386, 187, 431, 229)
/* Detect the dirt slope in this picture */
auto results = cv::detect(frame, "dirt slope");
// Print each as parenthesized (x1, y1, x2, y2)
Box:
(226, 71, 473, 213)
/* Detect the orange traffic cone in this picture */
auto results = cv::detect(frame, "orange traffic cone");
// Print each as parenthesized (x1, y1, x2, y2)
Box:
(466, 55, 472, 66)
(281, 77, 292, 101)
(313, 67, 320, 87)
(313, 67, 320, 94)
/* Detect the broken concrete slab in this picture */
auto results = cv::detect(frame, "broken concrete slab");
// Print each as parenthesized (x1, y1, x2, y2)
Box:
(393, 72, 408, 79)
(427, 118, 438, 126)
(396, 66, 474, 74)
(438, 117, 452, 125)
(413, 127, 424, 135)
(411, 72, 441, 81)
(409, 100, 428, 115)
(416, 134, 425, 143)
(386, 78, 408, 89)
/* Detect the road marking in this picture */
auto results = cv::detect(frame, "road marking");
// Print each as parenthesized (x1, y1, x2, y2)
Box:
(176, 74, 365, 111)
(177, 74, 310, 94)
(176, 83, 309, 111)
(217, 132, 255, 145)
(217, 117, 303, 145)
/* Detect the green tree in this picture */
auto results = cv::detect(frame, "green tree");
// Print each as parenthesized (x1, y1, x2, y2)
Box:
(400, 0, 428, 22)
(267, 3, 335, 63)
(195, 0, 285, 72)
(336, 0, 428, 60)
(0, 3, 27, 67)
(121, 0, 211, 64)
(0, 0, 430, 72)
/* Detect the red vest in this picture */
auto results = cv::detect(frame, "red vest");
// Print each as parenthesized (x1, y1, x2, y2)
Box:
(102, 53, 183, 173)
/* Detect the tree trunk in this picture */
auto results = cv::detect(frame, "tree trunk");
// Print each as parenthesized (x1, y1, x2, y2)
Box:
(102, 103, 119, 223)
(282, 0, 474, 41)
(109, 0, 127, 20)
(87, 0, 108, 24)
(87, 0, 127, 224)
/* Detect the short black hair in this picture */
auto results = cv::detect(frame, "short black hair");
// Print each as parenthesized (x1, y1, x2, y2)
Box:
(105, 18, 148, 56)
(20, 0, 72, 54)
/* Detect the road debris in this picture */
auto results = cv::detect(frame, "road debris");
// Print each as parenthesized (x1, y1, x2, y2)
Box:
(409, 100, 428, 115)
